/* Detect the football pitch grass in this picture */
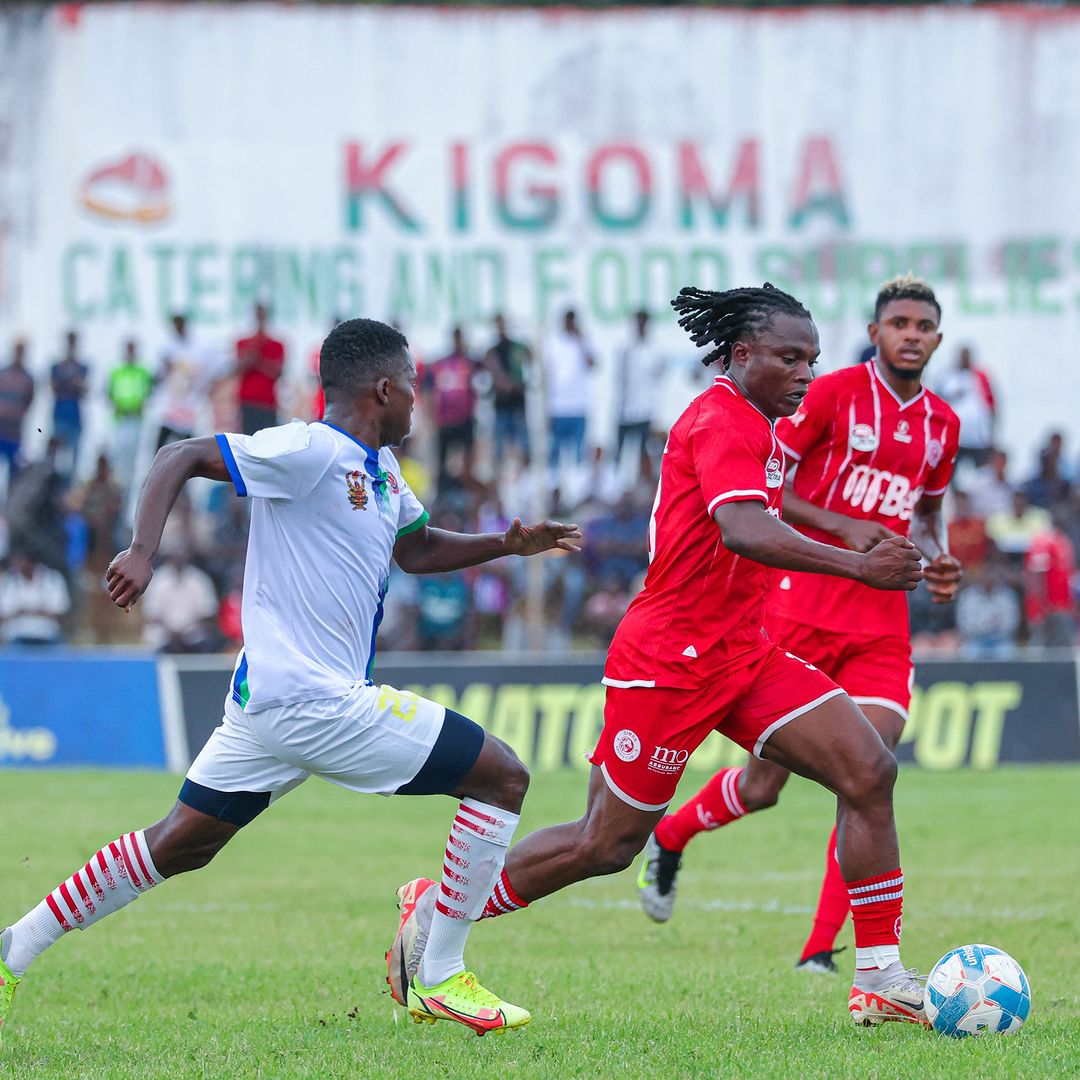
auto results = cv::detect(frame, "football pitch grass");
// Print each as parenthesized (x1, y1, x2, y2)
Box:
(3, 766, 1077, 1079)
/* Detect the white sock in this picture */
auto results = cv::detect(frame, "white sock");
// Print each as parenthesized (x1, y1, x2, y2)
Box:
(854, 948, 906, 991)
(418, 799, 519, 987)
(2, 831, 162, 977)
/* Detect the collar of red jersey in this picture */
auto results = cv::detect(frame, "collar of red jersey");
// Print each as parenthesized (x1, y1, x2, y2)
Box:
(713, 374, 776, 427)
(867, 357, 926, 411)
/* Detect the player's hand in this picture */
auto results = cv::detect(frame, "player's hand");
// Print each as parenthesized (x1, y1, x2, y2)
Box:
(502, 518, 583, 556)
(923, 553, 962, 604)
(835, 518, 899, 553)
(859, 535, 923, 591)
(106, 548, 154, 610)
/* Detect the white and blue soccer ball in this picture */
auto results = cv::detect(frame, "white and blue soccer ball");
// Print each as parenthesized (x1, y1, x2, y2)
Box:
(925, 944, 1031, 1038)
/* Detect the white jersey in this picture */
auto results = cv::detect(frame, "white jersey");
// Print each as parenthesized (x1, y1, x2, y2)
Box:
(216, 420, 428, 712)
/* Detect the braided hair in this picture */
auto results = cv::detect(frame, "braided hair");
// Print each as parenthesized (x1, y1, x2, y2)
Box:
(671, 283, 812, 369)
(873, 273, 940, 322)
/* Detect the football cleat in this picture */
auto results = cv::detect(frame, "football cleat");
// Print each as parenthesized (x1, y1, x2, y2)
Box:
(636, 832, 682, 923)
(407, 970, 530, 1036)
(385, 877, 437, 1007)
(796, 947, 846, 975)
(849, 969, 930, 1027)
(0, 943, 20, 1044)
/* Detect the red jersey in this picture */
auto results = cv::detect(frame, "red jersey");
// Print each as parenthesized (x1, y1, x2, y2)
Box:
(1024, 530, 1077, 621)
(236, 332, 285, 408)
(768, 360, 959, 635)
(604, 375, 785, 690)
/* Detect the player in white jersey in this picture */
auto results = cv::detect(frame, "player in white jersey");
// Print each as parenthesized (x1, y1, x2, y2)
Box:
(0, 319, 581, 1039)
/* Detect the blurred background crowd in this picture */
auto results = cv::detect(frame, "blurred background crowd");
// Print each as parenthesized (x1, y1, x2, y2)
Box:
(0, 305, 1076, 656)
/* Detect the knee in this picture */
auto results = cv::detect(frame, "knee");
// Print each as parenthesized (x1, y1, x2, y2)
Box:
(841, 746, 897, 806)
(481, 747, 530, 813)
(144, 819, 230, 879)
(739, 773, 784, 813)
(579, 829, 645, 877)
(497, 754, 530, 811)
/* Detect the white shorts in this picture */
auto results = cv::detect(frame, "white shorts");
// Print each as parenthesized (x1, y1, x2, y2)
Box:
(186, 682, 446, 802)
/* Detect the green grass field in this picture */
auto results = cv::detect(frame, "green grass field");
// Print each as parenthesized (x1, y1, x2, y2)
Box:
(2, 766, 1077, 1079)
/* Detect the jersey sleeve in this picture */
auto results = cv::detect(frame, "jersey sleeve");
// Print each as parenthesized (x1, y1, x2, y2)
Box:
(392, 461, 430, 538)
(923, 412, 960, 497)
(215, 420, 335, 502)
(774, 374, 836, 462)
(689, 401, 771, 515)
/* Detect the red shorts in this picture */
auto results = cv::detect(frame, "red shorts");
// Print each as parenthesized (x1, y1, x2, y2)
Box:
(766, 615, 913, 720)
(594, 641, 842, 811)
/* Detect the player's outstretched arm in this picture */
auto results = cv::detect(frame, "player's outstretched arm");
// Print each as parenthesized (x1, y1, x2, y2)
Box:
(781, 485, 899, 553)
(713, 501, 922, 591)
(106, 437, 231, 610)
(394, 518, 582, 575)
(910, 493, 962, 603)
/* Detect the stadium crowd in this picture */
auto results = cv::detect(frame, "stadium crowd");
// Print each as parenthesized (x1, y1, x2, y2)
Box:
(0, 307, 1076, 655)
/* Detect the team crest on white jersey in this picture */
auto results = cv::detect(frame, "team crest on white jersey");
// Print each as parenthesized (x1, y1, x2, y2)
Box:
(893, 420, 913, 444)
(927, 438, 944, 467)
(849, 423, 879, 452)
(765, 457, 784, 488)
(345, 470, 368, 511)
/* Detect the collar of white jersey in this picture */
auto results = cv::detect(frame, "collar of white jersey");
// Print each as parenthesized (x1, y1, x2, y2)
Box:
(314, 419, 381, 456)
(867, 356, 926, 411)
(712, 374, 776, 428)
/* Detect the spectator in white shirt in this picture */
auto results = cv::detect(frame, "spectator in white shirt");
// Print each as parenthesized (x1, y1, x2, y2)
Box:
(614, 310, 666, 469)
(543, 309, 596, 468)
(956, 551, 1020, 658)
(0, 550, 70, 645)
(141, 549, 219, 653)
(155, 313, 223, 448)
(935, 345, 997, 469)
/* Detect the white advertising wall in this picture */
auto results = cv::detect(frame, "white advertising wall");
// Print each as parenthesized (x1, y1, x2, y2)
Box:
(1, 3, 1078, 466)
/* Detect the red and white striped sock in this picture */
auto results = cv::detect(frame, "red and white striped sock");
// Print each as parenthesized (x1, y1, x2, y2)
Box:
(479, 869, 529, 919)
(654, 767, 748, 853)
(848, 867, 904, 973)
(2, 831, 163, 977)
(417, 799, 520, 988)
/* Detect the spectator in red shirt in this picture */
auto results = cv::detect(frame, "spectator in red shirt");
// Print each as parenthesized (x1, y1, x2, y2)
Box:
(947, 490, 991, 572)
(235, 303, 285, 435)
(424, 325, 479, 488)
(1024, 510, 1078, 648)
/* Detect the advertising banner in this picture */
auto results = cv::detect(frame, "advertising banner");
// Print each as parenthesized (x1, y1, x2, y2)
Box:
(170, 653, 1080, 774)
(0, 650, 165, 768)
(1, 6, 1079, 462)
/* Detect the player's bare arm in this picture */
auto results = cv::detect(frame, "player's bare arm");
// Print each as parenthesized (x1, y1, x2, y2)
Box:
(393, 517, 582, 574)
(909, 493, 962, 603)
(106, 437, 230, 610)
(781, 484, 899, 552)
(713, 500, 922, 591)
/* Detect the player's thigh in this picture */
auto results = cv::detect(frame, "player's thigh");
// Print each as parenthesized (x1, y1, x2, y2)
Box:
(761, 692, 895, 802)
(183, 697, 311, 829)
(591, 683, 731, 813)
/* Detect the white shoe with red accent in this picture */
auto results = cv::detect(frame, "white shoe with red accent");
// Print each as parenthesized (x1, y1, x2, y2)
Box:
(385, 878, 437, 1007)
(848, 969, 929, 1027)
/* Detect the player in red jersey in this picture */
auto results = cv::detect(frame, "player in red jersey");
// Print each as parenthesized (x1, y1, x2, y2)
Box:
(390, 284, 934, 1027)
(636, 274, 962, 983)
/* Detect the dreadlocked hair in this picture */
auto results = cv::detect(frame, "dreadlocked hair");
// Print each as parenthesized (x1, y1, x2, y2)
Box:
(874, 272, 940, 322)
(670, 283, 812, 369)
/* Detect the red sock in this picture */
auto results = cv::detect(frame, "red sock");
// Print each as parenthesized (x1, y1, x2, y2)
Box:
(478, 870, 529, 920)
(846, 867, 904, 950)
(799, 826, 850, 961)
(654, 767, 748, 853)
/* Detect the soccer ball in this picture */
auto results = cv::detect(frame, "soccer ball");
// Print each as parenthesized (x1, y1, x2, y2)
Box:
(925, 944, 1031, 1038)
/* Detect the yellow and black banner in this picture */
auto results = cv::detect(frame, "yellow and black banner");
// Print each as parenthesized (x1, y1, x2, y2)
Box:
(171, 653, 1080, 773)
